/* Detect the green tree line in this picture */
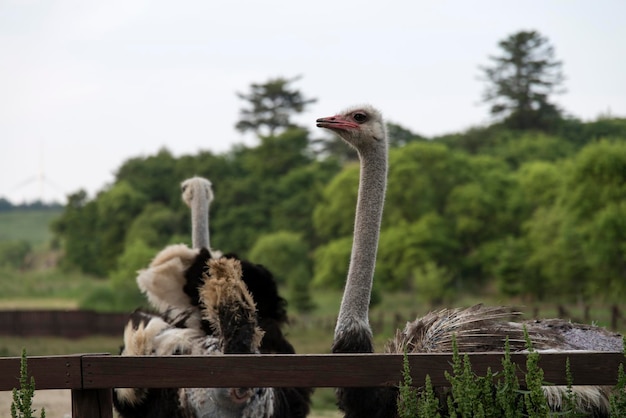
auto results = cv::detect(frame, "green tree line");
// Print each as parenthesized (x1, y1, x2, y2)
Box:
(48, 30, 626, 310)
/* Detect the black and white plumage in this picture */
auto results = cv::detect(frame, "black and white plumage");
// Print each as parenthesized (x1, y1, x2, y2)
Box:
(113, 176, 311, 418)
(113, 310, 199, 418)
(183, 247, 297, 355)
(178, 177, 295, 354)
(180, 177, 310, 415)
(178, 176, 302, 357)
(317, 105, 623, 418)
(114, 258, 274, 418)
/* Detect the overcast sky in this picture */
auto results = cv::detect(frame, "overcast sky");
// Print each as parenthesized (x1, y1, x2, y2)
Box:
(1, 0, 625, 204)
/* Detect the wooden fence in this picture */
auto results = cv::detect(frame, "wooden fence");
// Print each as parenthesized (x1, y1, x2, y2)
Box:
(0, 310, 128, 338)
(0, 352, 624, 418)
(0, 304, 623, 339)
(295, 304, 626, 334)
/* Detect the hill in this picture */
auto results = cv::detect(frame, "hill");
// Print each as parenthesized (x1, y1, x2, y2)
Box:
(0, 209, 62, 246)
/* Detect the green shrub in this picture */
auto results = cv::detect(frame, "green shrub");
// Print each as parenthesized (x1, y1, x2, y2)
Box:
(0, 240, 32, 269)
(10, 349, 45, 418)
(398, 350, 419, 418)
(609, 337, 626, 415)
(416, 375, 440, 418)
(522, 329, 550, 418)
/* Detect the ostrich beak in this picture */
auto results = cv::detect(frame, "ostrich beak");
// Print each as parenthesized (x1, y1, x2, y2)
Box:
(316, 115, 359, 131)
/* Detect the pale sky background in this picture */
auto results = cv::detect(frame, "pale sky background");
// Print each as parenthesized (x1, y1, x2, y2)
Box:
(1, 0, 625, 204)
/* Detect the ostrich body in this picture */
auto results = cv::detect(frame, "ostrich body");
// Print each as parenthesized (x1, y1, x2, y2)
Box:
(179, 176, 311, 414)
(317, 105, 623, 418)
(178, 175, 304, 355)
(114, 176, 311, 417)
(114, 258, 274, 418)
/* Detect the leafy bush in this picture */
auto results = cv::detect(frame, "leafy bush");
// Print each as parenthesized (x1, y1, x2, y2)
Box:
(250, 230, 315, 312)
(0, 240, 32, 269)
(609, 337, 626, 415)
(398, 350, 419, 418)
(11, 349, 45, 418)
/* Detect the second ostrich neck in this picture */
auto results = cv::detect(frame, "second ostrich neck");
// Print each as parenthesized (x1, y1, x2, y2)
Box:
(335, 147, 387, 338)
(191, 195, 210, 249)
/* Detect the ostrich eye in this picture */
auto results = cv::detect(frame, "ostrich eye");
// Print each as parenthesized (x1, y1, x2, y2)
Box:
(353, 112, 367, 123)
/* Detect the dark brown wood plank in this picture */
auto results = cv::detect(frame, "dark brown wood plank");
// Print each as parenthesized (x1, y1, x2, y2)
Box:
(427, 351, 625, 387)
(72, 389, 113, 418)
(0, 355, 83, 390)
(0, 310, 127, 338)
(81, 352, 625, 389)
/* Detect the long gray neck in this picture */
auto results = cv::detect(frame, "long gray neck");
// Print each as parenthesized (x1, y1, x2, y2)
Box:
(191, 191, 210, 250)
(335, 145, 387, 337)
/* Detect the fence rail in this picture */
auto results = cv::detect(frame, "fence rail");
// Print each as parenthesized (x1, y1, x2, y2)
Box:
(0, 352, 624, 418)
(0, 310, 128, 338)
(1, 304, 624, 339)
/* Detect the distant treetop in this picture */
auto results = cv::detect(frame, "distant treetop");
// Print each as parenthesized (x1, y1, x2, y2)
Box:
(480, 30, 565, 131)
(0, 197, 63, 212)
(235, 75, 317, 137)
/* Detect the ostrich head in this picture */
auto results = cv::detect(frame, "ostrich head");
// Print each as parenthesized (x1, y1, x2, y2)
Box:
(316, 104, 387, 153)
(181, 176, 215, 252)
(181, 177, 214, 209)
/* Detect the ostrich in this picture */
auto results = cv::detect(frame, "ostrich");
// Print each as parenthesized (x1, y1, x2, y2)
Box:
(178, 177, 311, 410)
(316, 105, 623, 418)
(115, 176, 311, 417)
(135, 176, 298, 352)
(127, 246, 310, 417)
(180, 176, 303, 355)
(114, 257, 275, 418)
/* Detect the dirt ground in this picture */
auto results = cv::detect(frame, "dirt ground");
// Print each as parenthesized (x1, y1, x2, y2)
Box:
(0, 389, 71, 418)
(0, 390, 341, 418)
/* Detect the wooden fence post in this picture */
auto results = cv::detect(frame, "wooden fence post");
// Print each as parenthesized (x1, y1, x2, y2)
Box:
(612, 305, 621, 331)
(71, 388, 112, 418)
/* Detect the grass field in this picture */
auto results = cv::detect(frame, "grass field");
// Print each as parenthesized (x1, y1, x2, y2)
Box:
(0, 209, 62, 247)
(0, 266, 108, 303)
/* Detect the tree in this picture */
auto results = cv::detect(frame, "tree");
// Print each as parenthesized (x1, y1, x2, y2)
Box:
(312, 164, 360, 243)
(115, 148, 180, 206)
(249, 231, 315, 312)
(412, 261, 454, 306)
(80, 239, 154, 312)
(0, 240, 32, 269)
(211, 128, 315, 253)
(125, 203, 181, 249)
(271, 159, 340, 244)
(312, 236, 353, 289)
(376, 215, 457, 290)
(481, 30, 565, 130)
(514, 140, 626, 302)
(95, 181, 148, 274)
(0, 197, 13, 211)
(51, 190, 103, 276)
(489, 132, 575, 168)
(386, 122, 426, 147)
(235, 76, 317, 137)
(385, 142, 471, 223)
